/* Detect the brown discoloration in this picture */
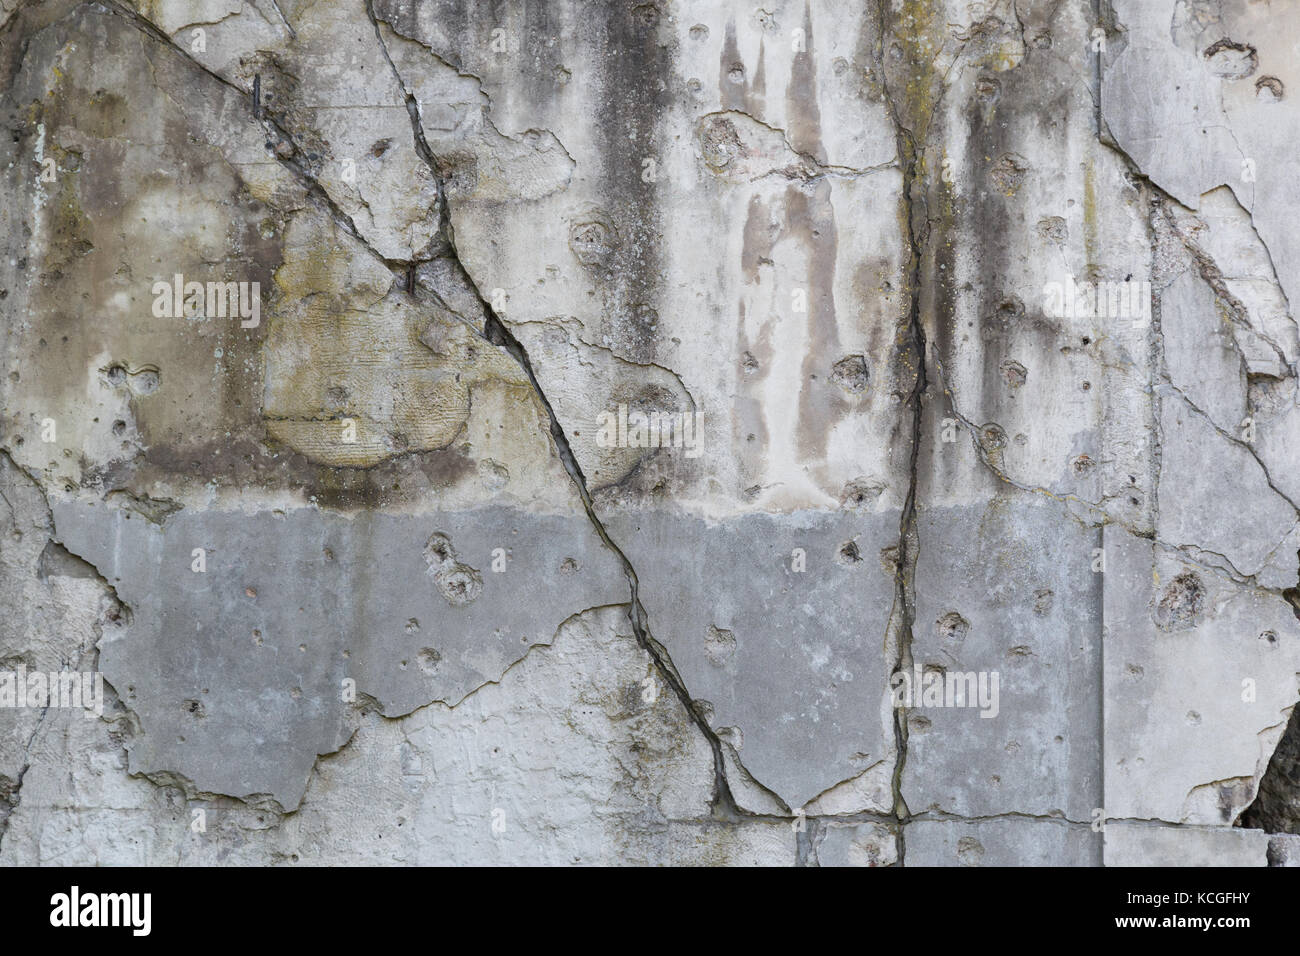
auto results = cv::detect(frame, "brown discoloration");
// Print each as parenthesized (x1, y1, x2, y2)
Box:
(785, 2, 824, 164)
(787, 180, 844, 465)
(720, 18, 747, 112)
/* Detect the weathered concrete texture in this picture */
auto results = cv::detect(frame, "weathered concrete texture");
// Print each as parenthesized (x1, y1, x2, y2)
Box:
(809, 820, 898, 867)
(904, 496, 1102, 821)
(606, 509, 898, 812)
(1104, 823, 1271, 868)
(49, 500, 625, 809)
(3, 0, 1300, 865)
(1, 608, 795, 865)
(906, 819, 1101, 868)
(1104, 525, 1300, 826)
(0, 453, 121, 847)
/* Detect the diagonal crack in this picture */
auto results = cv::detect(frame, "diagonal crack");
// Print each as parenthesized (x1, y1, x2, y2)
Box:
(361, 0, 745, 817)
(103, 0, 415, 276)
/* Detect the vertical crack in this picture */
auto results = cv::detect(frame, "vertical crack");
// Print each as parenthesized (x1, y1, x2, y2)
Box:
(874, 0, 932, 867)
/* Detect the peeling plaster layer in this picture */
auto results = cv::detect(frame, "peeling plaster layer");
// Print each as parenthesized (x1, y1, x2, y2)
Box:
(50, 501, 626, 809)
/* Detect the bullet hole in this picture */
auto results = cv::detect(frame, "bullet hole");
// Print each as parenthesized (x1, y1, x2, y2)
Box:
(1125, 663, 1143, 681)
(704, 624, 736, 665)
(1248, 373, 1293, 419)
(559, 557, 579, 574)
(554, 65, 571, 86)
(741, 351, 759, 374)
(908, 714, 931, 733)
(975, 76, 1001, 102)
(252, 630, 263, 646)
(423, 531, 484, 606)
(1031, 31, 1052, 49)
(423, 533, 455, 565)
(370, 138, 391, 157)
(102, 365, 160, 395)
(1072, 454, 1095, 477)
(111, 420, 126, 436)
(979, 423, 1007, 451)
(1186, 711, 1201, 726)
(1153, 571, 1206, 630)
(840, 476, 885, 511)
(1007, 645, 1033, 660)
(957, 836, 985, 866)
(832, 57, 849, 76)
(687, 78, 703, 95)
(619, 2, 659, 28)
(298, 643, 306, 652)
(689, 23, 708, 40)
(698, 114, 743, 171)
(1260, 630, 1278, 646)
(245, 587, 257, 598)
(989, 153, 1029, 195)
(937, 611, 969, 642)
(837, 540, 863, 566)
(1255, 76, 1284, 102)
(1036, 216, 1068, 243)
(568, 220, 616, 267)
(831, 354, 870, 393)
(436, 566, 482, 606)
(1080, 380, 1091, 391)
(879, 545, 900, 575)
(1000, 359, 1027, 388)
(1033, 588, 1054, 614)
(727, 65, 745, 84)
(405, 618, 419, 633)
(1203, 39, 1257, 79)
(103, 599, 129, 626)
(326, 385, 348, 406)
(184, 699, 205, 718)
(478, 458, 509, 491)
(982, 297, 1025, 342)
(417, 647, 442, 674)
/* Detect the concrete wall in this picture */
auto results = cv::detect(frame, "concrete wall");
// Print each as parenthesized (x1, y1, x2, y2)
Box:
(1, 0, 1298, 865)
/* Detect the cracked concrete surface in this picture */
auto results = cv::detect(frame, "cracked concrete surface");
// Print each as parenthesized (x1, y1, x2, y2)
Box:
(3, 0, 1300, 865)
